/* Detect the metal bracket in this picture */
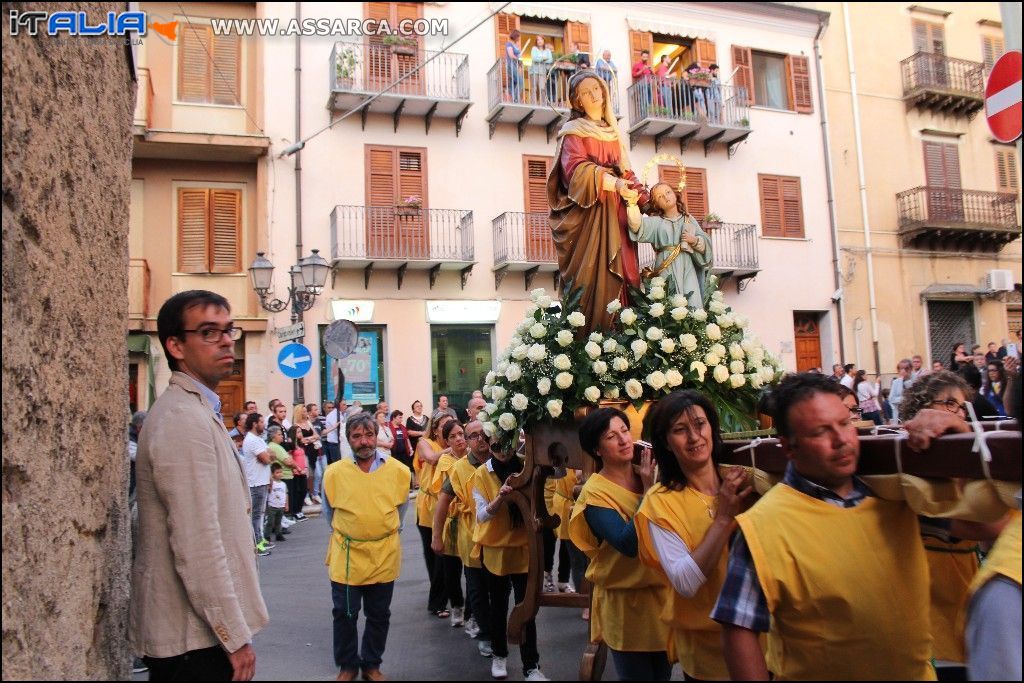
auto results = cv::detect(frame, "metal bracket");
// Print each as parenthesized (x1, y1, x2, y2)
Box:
(737, 273, 757, 292)
(629, 122, 650, 150)
(488, 118, 498, 140)
(460, 264, 473, 290)
(424, 101, 438, 135)
(393, 99, 406, 133)
(396, 263, 408, 290)
(360, 105, 369, 131)
(455, 105, 471, 137)
(429, 263, 442, 289)
(363, 262, 373, 289)
(330, 265, 337, 290)
(727, 132, 750, 159)
(517, 110, 535, 141)
(703, 130, 725, 157)
(494, 265, 508, 289)
(523, 265, 539, 291)
(654, 125, 673, 152)
(546, 116, 562, 144)
(678, 129, 698, 154)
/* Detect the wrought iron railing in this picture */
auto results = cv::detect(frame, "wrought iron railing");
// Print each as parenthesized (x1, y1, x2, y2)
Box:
(628, 79, 749, 129)
(901, 52, 984, 98)
(330, 205, 474, 262)
(896, 187, 1018, 230)
(638, 222, 759, 273)
(329, 41, 470, 100)
(492, 212, 557, 264)
(486, 59, 620, 115)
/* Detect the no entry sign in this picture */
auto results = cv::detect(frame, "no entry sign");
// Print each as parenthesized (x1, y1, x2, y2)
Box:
(985, 50, 1022, 143)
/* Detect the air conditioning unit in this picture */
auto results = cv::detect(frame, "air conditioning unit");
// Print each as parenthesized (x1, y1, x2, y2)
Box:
(984, 269, 1015, 292)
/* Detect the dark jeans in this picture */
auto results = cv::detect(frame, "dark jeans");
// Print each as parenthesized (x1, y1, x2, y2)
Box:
(264, 506, 284, 540)
(465, 566, 490, 639)
(542, 528, 571, 582)
(331, 581, 395, 673)
(325, 441, 341, 465)
(862, 410, 883, 425)
(144, 645, 232, 681)
(483, 565, 538, 673)
(286, 475, 307, 515)
(442, 554, 465, 609)
(417, 525, 446, 612)
(567, 540, 589, 592)
(610, 650, 672, 681)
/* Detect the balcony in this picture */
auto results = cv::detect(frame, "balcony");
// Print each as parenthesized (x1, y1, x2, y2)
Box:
(492, 212, 560, 289)
(638, 221, 760, 291)
(128, 258, 151, 326)
(330, 205, 475, 289)
(901, 52, 985, 117)
(328, 42, 471, 135)
(896, 187, 1019, 251)
(627, 80, 751, 156)
(485, 60, 620, 142)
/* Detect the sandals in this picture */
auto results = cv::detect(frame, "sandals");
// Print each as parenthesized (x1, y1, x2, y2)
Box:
(434, 609, 451, 619)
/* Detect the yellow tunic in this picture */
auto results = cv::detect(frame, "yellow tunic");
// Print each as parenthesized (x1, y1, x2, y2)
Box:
(471, 459, 529, 576)
(544, 470, 577, 540)
(924, 536, 979, 663)
(416, 438, 443, 527)
(970, 509, 1022, 593)
(568, 473, 669, 653)
(323, 458, 411, 586)
(448, 454, 485, 568)
(738, 484, 935, 681)
(432, 451, 462, 557)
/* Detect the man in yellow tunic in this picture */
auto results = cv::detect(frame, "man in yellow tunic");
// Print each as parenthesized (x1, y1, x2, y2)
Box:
(712, 373, 935, 681)
(323, 413, 411, 682)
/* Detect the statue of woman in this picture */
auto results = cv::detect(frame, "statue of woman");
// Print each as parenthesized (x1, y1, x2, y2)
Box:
(627, 182, 713, 308)
(547, 70, 640, 333)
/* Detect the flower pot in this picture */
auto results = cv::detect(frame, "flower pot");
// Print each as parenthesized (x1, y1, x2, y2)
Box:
(703, 220, 722, 232)
(391, 44, 416, 57)
(336, 76, 354, 90)
(395, 206, 421, 217)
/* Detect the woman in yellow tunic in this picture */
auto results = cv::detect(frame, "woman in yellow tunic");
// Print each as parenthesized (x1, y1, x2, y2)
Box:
(415, 410, 454, 617)
(429, 420, 469, 626)
(635, 390, 757, 681)
(544, 469, 578, 592)
(568, 407, 670, 681)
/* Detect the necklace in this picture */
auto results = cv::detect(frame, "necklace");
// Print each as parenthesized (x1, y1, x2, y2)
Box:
(690, 487, 718, 519)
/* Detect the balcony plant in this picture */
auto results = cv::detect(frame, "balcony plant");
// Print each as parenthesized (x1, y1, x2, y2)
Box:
(335, 46, 359, 89)
(396, 195, 422, 216)
(382, 34, 417, 56)
(702, 213, 722, 231)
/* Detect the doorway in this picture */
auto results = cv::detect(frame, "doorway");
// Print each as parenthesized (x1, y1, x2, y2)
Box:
(793, 312, 823, 372)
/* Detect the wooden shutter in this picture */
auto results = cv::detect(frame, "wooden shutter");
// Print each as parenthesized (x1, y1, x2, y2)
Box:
(366, 2, 393, 90)
(786, 54, 813, 113)
(394, 2, 424, 95)
(177, 188, 241, 273)
(210, 190, 241, 272)
(565, 21, 591, 55)
(366, 146, 396, 257)
(178, 189, 210, 272)
(982, 35, 1005, 71)
(780, 177, 804, 237)
(759, 175, 783, 237)
(629, 30, 653, 71)
(996, 148, 1019, 194)
(211, 31, 240, 105)
(398, 150, 428, 258)
(659, 165, 708, 219)
(732, 45, 754, 105)
(695, 39, 717, 69)
(523, 156, 554, 261)
(178, 24, 211, 103)
(924, 141, 961, 188)
(364, 145, 429, 259)
(495, 12, 520, 59)
(913, 20, 945, 55)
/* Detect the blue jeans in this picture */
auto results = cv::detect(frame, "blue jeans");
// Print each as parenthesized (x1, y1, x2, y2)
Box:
(507, 62, 523, 102)
(249, 485, 268, 544)
(325, 441, 341, 465)
(313, 453, 326, 498)
(332, 581, 395, 673)
(611, 650, 672, 681)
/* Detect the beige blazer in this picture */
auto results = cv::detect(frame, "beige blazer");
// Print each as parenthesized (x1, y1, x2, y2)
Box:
(130, 372, 269, 657)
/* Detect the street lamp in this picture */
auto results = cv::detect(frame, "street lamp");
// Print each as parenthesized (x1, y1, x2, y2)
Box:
(248, 249, 331, 404)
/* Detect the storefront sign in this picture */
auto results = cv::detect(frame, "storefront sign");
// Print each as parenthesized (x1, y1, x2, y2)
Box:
(330, 299, 375, 323)
(325, 329, 381, 405)
(426, 300, 501, 324)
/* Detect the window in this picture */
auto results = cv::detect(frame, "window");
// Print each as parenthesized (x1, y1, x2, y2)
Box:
(364, 145, 428, 259)
(752, 51, 788, 110)
(912, 20, 945, 55)
(732, 46, 812, 113)
(982, 35, 1005, 72)
(431, 325, 493, 411)
(659, 165, 708, 219)
(177, 23, 240, 105)
(995, 148, 1019, 194)
(177, 188, 242, 273)
(758, 174, 804, 238)
(523, 155, 555, 261)
(927, 300, 974, 367)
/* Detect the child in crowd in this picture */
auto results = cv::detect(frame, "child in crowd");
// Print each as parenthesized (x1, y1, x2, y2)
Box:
(265, 463, 288, 544)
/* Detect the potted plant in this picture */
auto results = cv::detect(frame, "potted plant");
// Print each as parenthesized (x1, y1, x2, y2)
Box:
(396, 195, 422, 216)
(702, 213, 722, 231)
(382, 34, 417, 56)
(335, 46, 359, 89)
(738, 117, 750, 128)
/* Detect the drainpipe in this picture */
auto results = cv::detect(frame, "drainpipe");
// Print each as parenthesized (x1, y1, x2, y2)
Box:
(292, 0, 305, 405)
(842, 2, 881, 374)
(813, 15, 847, 364)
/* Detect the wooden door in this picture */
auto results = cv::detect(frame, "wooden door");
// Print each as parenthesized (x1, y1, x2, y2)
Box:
(365, 2, 424, 95)
(565, 21, 591, 55)
(793, 314, 822, 373)
(629, 30, 653, 73)
(523, 155, 554, 261)
(495, 12, 520, 58)
(694, 39, 717, 68)
(365, 145, 428, 259)
(924, 141, 963, 222)
(912, 20, 947, 86)
(216, 359, 245, 428)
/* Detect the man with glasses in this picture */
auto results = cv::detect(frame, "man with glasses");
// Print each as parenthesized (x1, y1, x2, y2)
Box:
(130, 290, 267, 681)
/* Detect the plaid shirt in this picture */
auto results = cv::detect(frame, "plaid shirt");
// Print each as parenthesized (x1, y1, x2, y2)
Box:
(710, 463, 874, 631)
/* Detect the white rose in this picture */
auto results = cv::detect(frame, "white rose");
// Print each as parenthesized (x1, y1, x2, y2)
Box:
(730, 373, 746, 388)
(646, 371, 667, 391)
(711, 343, 727, 358)
(593, 360, 609, 376)
(713, 365, 730, 383)
(584, 386, 601, 403)
(537, 377, 552, 395)
(585, 341, 602, 360)
(631, 339, 648, 358)
(603, 338, 618, 354)
(620, 308, 637, 326)
(712, 290, 725, 302)
(588, 332, 603, 343)
(613, 356, 630, 372)
(692, 309, 708, 322)
(606, 299, 622, 314)
(709, 301, 727, 315)
(553, 354, 572, 371)
(482, 421, 497, 438)
(485, 402, 498, 415)
(645, 326, 664, 341)
(498, 412, 517, 430)
(546, 399, 563, 418)
(511, 393, 529, 411)
(759, 366, 776, 383)
(567, 311, 586, 328)
(649, 302, 666, 317)
(680, 334, 698, 352)
(705, 352, 721, 367)
(485, 371, 496, 385)
(750, 374, 764, 390)
(556, 329, 574, 347)
(603, 386, 621, 399)
(527, 344, 547, 363)
(625, 379, 644, 400)
(530, 287, 547, 301)
(666, 368, 684, 387)
(718, 314, 734, 328)
(555, 372, 574, 389)
(529, 322, 547, 339)
(524, 303, 539, 317)
(491, 385, 508, 401)
(730, 360, 746, 374)
(729, 343, 745, 360)
(497, 360, 509, 374)
(750, 349, 765, 366)
(537, 295, 553, 309)
(505, 363, 522, 382)
(649, 286, 666, 300)
(670, 306, 688, 321)
(734, 314, 749, 329)
(671, 293, 688, 308)
(650, 276, 667, 289)
(512, 344, 528, 361)
(660, 338, 677, 354)
(705, 323, 722, 341)
(690, 361, 707, 382)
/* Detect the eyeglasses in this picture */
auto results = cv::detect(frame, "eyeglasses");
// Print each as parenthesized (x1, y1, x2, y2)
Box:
(849, 406, 863, 416)
(181, 326, 243, 344)
(930, 398, 967, 414)
(466, 432, 488, 441)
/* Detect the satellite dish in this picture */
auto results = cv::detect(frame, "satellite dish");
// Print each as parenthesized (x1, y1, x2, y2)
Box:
(324, 319, 359, 360)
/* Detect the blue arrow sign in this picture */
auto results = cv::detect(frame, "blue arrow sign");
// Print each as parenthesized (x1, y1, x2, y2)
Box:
(277, 343, 312, 379)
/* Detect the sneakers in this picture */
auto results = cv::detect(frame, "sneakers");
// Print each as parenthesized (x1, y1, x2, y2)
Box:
(262, 541, 276, 550)
(490, 656, 507, 679)
(132, 658, 148, 673)
(525, 668, 549, 681)
(543, 572, 556, 593)
(295, 512, 308, 521)
(257, 547, 271, 557)
(312, 494, 322, 504)
(275, 535, 287, 541)
(281, 516, 295, 529)
(304, 494, 313, 507)
(463, 617, 480, 638)
(450, 606, 464, 627)
(477, 640, 493, 657)
(558, 582, 574, 593)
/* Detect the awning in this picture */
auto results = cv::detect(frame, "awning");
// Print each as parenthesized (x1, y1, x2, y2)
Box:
(626, 16, 713, 41)
(492, 2, 591, 24)
(919, 284, 988, 299)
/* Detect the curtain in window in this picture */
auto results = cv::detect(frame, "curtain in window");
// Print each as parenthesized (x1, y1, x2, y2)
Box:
(754, 53, 786, 109)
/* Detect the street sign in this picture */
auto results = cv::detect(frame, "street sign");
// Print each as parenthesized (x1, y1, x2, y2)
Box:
(324, 319, 359, 359)
(275, 321, 305, 343)
(985, 50, 1022, 143)
(277, 343, 312, 379)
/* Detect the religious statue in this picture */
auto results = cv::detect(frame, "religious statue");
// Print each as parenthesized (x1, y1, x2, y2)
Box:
(627, 181, 713, 308)
(547, 70, 641, 333)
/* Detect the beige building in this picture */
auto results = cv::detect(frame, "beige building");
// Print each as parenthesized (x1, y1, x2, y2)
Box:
(813, 1, 1021, 375)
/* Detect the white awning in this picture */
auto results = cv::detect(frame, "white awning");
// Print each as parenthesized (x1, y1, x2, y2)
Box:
(491, 2, 591, 24)
(626, 16, 713, 41)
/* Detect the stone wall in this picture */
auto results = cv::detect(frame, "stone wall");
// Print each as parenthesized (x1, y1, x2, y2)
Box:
(2, 3, 135, 679)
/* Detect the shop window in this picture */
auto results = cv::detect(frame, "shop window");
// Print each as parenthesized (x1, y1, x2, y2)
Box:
(431, 326, 492, 411)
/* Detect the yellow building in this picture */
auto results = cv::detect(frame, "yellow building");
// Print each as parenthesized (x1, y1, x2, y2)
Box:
(813, 1, 1021, 374)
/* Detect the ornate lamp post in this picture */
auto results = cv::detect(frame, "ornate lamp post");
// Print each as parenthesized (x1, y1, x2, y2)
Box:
(248, 249, 330, 404)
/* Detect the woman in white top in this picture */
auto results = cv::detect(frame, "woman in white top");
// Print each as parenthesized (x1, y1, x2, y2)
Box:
(376, 409, 394, 457)
(853, 369, 883, 425)
(529, 35, 553, 105)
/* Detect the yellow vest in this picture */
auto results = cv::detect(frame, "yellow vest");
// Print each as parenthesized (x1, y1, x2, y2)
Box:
(970, 509, 1022, 594)
(738, 484, 935, 681)
(448, 454, 485, 568)
(544, 470, 577, 540)
(416, 439, 442, 527)
(432, 451, 463, 557)
(568, 473, 669, 653)
(323, 458, 411, 586)
(635, 482, 736, 679)
(924, 536, 978, 663)
(471, 460, 529, 576)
